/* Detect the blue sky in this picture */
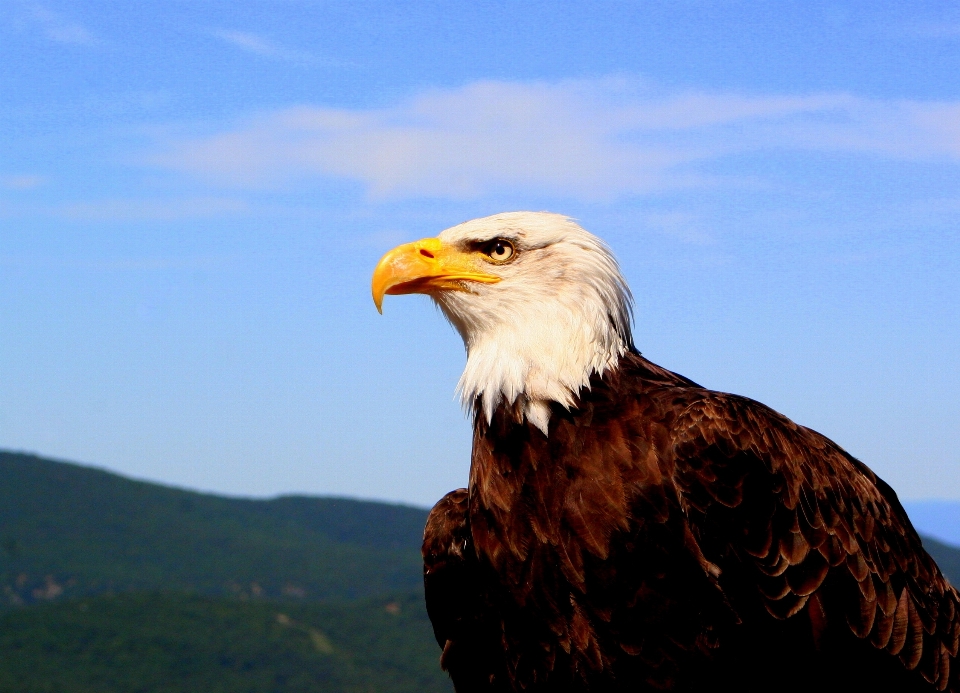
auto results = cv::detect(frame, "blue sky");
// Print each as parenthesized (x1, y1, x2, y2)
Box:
(1, 1, 959, 508)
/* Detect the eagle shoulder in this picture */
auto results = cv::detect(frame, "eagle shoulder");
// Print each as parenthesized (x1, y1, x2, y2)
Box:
(670, 390, 960, 690)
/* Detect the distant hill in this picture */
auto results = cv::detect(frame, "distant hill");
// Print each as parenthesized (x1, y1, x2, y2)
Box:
(0, 591, 450, 693)
(904, 501, 960, 547)
(923, 536, 960, 587)
(1, 451, 428, 605)
(4, 451, 960, 608)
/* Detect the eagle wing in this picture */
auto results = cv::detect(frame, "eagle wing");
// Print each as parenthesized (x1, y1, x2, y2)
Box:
(423, 488, 509, 691)
(672, 393, 960, 690)
(423, 488, 472, 650)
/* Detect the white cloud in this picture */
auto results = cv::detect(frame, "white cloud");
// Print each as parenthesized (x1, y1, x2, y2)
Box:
(1, 174, 46, 189)
(149, 79, 960, 201)
(213, 29, 275, 55)
(59, 197, 248, 222)
(907, 23, 960, 39)
(0, 253, 239, 272)
(30, 5, 97, 46)
(212, 29, 316, 64)
(642, 211, 716, 246)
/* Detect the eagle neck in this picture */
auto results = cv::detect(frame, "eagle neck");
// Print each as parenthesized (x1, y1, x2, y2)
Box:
(450, 309, 629, 436)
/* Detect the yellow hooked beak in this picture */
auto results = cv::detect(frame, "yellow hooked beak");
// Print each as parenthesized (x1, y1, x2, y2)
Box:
(371, 237, 501, 313)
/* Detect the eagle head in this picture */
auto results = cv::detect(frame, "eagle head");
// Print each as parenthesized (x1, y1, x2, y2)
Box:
(372, 212, 634, 434)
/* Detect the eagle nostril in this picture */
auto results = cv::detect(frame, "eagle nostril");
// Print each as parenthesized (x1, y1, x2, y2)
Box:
(420, 248, 435, 259)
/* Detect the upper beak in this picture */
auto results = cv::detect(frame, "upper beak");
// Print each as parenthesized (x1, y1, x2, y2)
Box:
(371, 237, 501, 313)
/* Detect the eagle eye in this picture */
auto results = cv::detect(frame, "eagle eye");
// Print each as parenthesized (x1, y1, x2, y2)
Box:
(484, 239, 515, 263)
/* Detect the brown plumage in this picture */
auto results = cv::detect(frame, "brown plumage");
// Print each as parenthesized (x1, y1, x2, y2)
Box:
(423, 353, 960, 692)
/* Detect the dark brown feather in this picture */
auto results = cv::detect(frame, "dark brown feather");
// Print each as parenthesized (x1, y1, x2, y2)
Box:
(423, 353, 960, 692)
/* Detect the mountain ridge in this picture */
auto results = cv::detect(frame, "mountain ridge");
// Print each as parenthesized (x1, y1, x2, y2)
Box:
(3, 450, 960, 607)
(1, 450, 428, 606)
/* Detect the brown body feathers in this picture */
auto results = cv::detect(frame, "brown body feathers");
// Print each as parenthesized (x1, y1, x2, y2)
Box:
(423, 353, 960, 692)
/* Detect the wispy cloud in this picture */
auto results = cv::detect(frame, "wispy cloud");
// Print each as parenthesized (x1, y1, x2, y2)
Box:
(30, 5, 97, 46)
(213, 29, 274, 55)
(149, 79, 960, 201)
(212, 29, 316, 64)
(0, 253, 240, 272)
(1, 174, 46, 190)
(59, 197, 248, 222)
(642, 211, 716, 246)
(907, 23, 960, 39)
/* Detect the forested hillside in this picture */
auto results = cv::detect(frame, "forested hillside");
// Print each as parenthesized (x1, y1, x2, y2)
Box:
(0, 591, 449, 693)
(0, 451, 427, 605)
(0, 451, 446, 692)
(2, 450, 959, 693)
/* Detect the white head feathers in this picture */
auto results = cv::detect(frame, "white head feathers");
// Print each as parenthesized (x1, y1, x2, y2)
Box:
(432, 212, 634, 434)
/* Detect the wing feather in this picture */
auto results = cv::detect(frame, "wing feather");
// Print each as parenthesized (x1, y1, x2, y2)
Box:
(671, 392, 960, 690)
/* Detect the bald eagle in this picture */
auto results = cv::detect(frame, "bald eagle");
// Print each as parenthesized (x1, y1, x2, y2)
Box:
(372, 212, 959, 692)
